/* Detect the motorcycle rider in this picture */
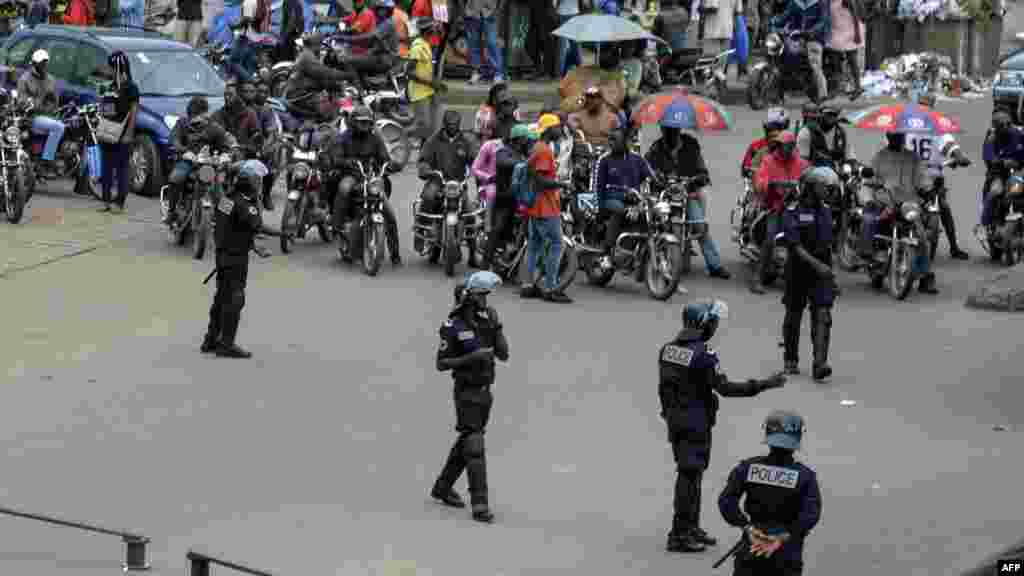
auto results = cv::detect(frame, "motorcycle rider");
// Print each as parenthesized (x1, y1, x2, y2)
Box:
(595, 125, 659, 270)
(163, 96, 240, 224)
(751, 132, 810, 294)
(284, 32, 355, 119)
(225, 18, 260, 83)
(212, 81, 264, 160)
(743, 108, 791, 178)
(770, 0, 830, 103)
(323, 104, 402, 265)
(566, 86, 620, 147)
(797, 104, 849, 169)
(17, 50, 65, 173)
(907, 92, 971, 260)
(248, 81, 288, 211)
(484, 124, 534, 269)
(417, 110, 480, 266)
(865, 131, 939, 294)
(644, 124, 733, 279)
(338, 0, 400, 91)
(494, 94, 521, 142)
(981, 110, 1024, 232)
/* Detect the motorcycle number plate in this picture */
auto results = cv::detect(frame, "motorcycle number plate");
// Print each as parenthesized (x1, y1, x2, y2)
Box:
(1008, 213, 1022, 221)
(446, 213, 459, 226)
(287, 190, 300, 201)
(371, 213, 385, 224)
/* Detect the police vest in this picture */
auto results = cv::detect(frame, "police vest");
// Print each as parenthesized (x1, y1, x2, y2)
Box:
(658, 335, 721, 434)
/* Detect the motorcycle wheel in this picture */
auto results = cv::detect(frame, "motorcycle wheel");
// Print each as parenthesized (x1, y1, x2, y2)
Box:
(554, 240, 578, 293)
(443, 225, 459, 277)
(4, 168, 26, 224)
(362, 221, 385, 276)
(747, 69, 770, 110)
(280, 199, 299, 253)
(836, 212, 861, 271)
(888, 242, 915, 301)
(193, 205, 211, 260)
(645, 241, 683, 300)
(584, 253, 614, 287)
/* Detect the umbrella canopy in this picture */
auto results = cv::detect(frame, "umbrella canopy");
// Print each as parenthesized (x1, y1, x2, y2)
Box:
(552, 14, 663, 44)
(633, 90, 732, 131)
(846, 102, 962, 134)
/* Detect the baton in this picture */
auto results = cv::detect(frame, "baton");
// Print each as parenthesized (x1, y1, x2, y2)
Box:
(202, 267, 219, 285)
(712, 536, 746, 569)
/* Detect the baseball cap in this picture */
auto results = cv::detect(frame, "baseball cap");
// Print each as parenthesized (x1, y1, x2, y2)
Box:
(509, 124, 536, 141)
(536, 113, 561, 133)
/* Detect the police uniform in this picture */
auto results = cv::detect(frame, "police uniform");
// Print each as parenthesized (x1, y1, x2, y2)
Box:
(203, 187, 264, 356)
(718, 414, 822, 576)
(780, 201, 834, 376)
(658, 327, 779, 550)
(433, 302, 507, 518)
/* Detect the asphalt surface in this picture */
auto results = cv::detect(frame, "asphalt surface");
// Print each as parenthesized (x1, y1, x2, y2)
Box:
(0, 98, 1022, 576)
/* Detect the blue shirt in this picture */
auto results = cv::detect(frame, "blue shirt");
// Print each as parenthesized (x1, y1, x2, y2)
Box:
(594, 151, 655, 209)
(983, 127, 1024, 166)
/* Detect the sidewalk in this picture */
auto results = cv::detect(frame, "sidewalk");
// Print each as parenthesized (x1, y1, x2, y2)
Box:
(444, 79, 561, 108)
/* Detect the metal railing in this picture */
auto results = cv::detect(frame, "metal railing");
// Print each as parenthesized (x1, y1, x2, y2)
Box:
(187, 551, 275, 576)
(0, 505, 150, 570)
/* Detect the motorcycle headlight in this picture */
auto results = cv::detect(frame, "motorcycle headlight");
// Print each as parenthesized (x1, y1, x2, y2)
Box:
(655, 201, 671, 217)
(901, 202, 920, 222)
(764, 33, 781, 53)
(198, 165, 216, 183)
(5, 126, 19, 144)
(368, 179, 385, 197)
(842, 163, 853, 177)
(291, 162, 310, 181)
(164, 115, 180, 130)
(444, 181, 461, 198)
(1008, 177, 1024, 196)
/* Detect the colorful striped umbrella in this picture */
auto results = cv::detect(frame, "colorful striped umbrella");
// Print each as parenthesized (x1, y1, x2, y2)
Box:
(846, 102, 962, 134)
(632, 90, 732, 131)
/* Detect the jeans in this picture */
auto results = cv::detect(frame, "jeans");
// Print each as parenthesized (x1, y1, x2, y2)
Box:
(165, 160, 193, 213)
(527, 216, 562, 291)
(558, 14, 582, 77)
(464, 16, 505, 79)
(31, 116, 65, 162)
(687, 199, 722, 272)
(100, 142, 131, 207)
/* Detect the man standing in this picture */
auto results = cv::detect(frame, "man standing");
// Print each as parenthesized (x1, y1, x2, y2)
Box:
(485, 123, 532, 268)
(175, 0, 203, 46)
(659, 299, 785, 553)
(408, 16, 445, 146)
(718, 410, 822, 575)
(464, 0, 506, 84)
(278, 0, 305, 61)
(431, 270, 509, 523)
(556, 0, 581, 77)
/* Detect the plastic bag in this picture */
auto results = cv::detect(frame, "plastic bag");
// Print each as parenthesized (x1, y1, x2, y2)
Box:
(86, 145, 103, 179)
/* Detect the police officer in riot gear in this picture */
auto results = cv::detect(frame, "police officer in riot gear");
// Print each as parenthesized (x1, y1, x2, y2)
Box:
(781, 167, 839, 381)
(432, 271, 509, 523)
(718, 410, 822, 576)
(202, 161, 278, 358)
(659, 300, 785, 553)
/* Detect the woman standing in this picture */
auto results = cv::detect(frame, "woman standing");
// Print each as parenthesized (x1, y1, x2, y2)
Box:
(99, 51, 139, 213)
(827, 0, 865, 99)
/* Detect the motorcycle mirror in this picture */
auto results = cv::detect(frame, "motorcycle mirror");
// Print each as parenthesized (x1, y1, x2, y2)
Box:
(860, 166, 875, 178)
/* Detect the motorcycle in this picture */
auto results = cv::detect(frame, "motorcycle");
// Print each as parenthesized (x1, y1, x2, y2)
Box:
(570, 131, 606, 196)
(731, 178, 799, 286)
(658, 47, 735, 102)
(860, 183, 930, 300)
(411, 170, 486, 277)
(0, 94, 30, 224)
(657, 175, 709, 277)
(338, 160, 393, 276)
(977, 170, 1024, 266)
(832, 159, 873, 270)
(748, 29, 823, 109)
(159, 146, 233, 260)
(477, 205, 578, 293)
(279, 133, 333, 253)
(573, 183, 685, 300)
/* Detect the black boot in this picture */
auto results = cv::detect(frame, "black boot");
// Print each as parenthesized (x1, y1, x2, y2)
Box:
(782, 305, 803, 374)
(918, 272, 939, 294)
(666, 533, 706, 553)
(811, 307, 832, 382)
(215, 305, 251, 358)
(200, 334, 219, 353)
(430, 483, 466, 508)
(940, 199, 968, 259)
(471, 504, 494, 523)
(691, 527, 717, 546)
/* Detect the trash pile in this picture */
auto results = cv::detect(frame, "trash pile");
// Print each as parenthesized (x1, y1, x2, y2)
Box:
(860, 52, 991, 98)
(895, 0, 967, 21)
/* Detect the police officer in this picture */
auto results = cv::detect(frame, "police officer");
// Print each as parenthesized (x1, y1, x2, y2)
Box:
(718, 410, 822, 576)
(781, 167, 839, 382)
(659, 300, 786, 553)
(431, 270, 509, 523)
(202, 160, 278, 358)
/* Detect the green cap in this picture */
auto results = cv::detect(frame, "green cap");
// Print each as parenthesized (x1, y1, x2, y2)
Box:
(509, 124, 536, 141)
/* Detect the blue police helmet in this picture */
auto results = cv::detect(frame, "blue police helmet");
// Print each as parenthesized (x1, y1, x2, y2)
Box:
(464, 270, 502, 295)
(763, 410, 805, 451)
(238, 159, 269, 179)
(681, 299, 729, 330)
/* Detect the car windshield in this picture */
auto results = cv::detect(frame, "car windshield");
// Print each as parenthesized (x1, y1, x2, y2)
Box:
(129, 50, 224, 97)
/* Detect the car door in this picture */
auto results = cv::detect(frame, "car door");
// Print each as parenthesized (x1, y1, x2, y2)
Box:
(1, 35, 39, 91)
(71, 42, 111, 105)
(34, 36, 80, 105)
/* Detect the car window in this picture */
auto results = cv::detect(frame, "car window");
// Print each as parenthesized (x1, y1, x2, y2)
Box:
(1003, 52, 1024, 71)
(37, 38, 79, 83)
(78, 44, 114, 90)
(4, 37, 35, 67)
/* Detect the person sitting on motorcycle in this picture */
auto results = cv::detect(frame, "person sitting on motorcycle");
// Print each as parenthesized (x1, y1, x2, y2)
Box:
(163, 96, 240, 224)
(248, 80, 288, 211)
(644, 124, 732, 279)
(322, 104, 402, 265)
(493, 94, 521, 142)
(770, 0, 830, 103)
(338, 0, 400, 91)
(751, 131, 810, 293)
(797, 103, 849, 169)
(594, 125, 660, 270)
(17, 50, 65, 172)
(566, 86, 620, 148)
(982, 110, 1024, 229)
(485, 124, 535, 269)
(417, 110, 480, 266)
(742, 108, 790, 178)
(284, 32, 355, 119)
(225, 17, 261, 83)
(864, 131, 938, 294)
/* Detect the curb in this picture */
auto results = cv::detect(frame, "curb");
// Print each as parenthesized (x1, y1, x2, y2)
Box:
(442, 83, 560, 108)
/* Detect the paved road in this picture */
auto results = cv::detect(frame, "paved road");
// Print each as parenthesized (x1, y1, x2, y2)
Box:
(0, 100, 1021, 576)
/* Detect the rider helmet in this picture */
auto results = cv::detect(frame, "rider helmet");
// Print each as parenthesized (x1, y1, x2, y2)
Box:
(763, 410, 805, 451)
(763, 108, 789, 134)
(801, 102, 819, 122)
(31, 49, 49, 64)
(800, 166, 840, 202)
(350, 105, 374, 134)
(681, 299, 728, 341)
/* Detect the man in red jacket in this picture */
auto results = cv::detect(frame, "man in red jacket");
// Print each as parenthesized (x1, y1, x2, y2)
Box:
(742, 108, 790, 178)
(751, 132, 809, 294)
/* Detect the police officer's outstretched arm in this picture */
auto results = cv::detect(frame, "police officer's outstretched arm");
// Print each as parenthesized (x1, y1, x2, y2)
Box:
(711, 361, 786, 396)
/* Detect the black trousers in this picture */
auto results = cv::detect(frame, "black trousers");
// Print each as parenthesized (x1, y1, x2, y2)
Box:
(435, 387, 493, 507)
(100, 142, 131, 207)
(733, 546, 804, 576)
(206, 261, 248, 346)
(485, 200, 517, 265)
(602, 206, 626, 253)
(526, 1, 557, 77)
(782, 274, 832, 368)
(933, 179, 962, 251)
(672, 466, 702, 537)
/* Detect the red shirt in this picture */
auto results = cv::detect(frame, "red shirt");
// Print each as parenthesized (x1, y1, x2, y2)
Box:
(755, 153, 809, 213)
(350, 9, 377, 55)
(527, 141, 561, 219)
(411, 0, 442, 46)
(742, 138, 771, 173)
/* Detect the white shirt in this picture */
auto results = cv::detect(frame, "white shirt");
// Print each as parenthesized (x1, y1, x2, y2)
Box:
(904, 133, 958, 180)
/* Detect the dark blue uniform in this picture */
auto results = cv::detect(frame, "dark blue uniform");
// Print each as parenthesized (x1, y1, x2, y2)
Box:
(780, 203, 834, 370)
(658, 330, 766, 541)
(718, 452, 822, 575)
(206, 190, 263, 348)
(434, 305, 507, 510)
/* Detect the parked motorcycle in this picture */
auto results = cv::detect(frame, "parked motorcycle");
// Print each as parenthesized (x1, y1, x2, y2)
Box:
(280, 133, 333, 253)
(411, 170, 486, 277)
(337, 160, 393, 276)
(658, 47, 735, 102)
(657, 175, 709, 277)
(748, 29, 823, 109)
(731, 178, 798, 286)
(860, 183, 930, 300)
(573, 183, 684, 300)
(0, 94, 30, 224)
(977, 170, 1024, 266)
(159, 146, 233, 259)
(832, 159, 873, 270)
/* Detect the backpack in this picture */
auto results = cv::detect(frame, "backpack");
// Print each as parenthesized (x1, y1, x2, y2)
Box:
(511, 161, 536, 208)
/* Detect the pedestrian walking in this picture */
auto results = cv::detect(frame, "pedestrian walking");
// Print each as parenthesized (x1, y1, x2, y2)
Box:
(98, 52, 139, 214)
(202, 161, 278, 358)
(175, 0, 203, 46)
(408, 16, 446, 146)
(431, 270, 509, 523)
(699, 0, 741, 58)
(826, 0, 866, 99)
(718, 410, 822, 576)
(658, 299, 785, 553)
(463, 0, 506, 84)
(780, 167, 838, 382)
(525, 0, 558, 79)
(556, 0, 581, 77)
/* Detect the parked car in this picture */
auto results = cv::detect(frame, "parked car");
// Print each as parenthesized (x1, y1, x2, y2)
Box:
(0, 25, 225, 197)
(994, 50, 1024, 123)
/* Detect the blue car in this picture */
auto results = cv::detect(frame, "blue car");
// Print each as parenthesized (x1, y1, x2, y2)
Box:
(1, 25, 225, 196)
(994, 50, 1024, 123)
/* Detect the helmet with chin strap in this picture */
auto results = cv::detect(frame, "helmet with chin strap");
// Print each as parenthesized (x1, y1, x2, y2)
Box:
(681, 299, 729, 341)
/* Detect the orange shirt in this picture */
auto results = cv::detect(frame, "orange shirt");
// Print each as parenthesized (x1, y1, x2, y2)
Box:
(527, 141, 561, 219)
(394, 8, 410, 56)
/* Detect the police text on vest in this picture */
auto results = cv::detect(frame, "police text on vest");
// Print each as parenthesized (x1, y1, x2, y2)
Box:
(747, 463, 799, 489)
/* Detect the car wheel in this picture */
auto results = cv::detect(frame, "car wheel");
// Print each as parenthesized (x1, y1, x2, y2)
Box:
(130, 134, 164, 197)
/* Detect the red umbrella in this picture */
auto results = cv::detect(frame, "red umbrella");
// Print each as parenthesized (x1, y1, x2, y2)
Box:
(632, 91, 733, 131)
(846, 102, 962, 134)
(633, 87, 690, 125)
